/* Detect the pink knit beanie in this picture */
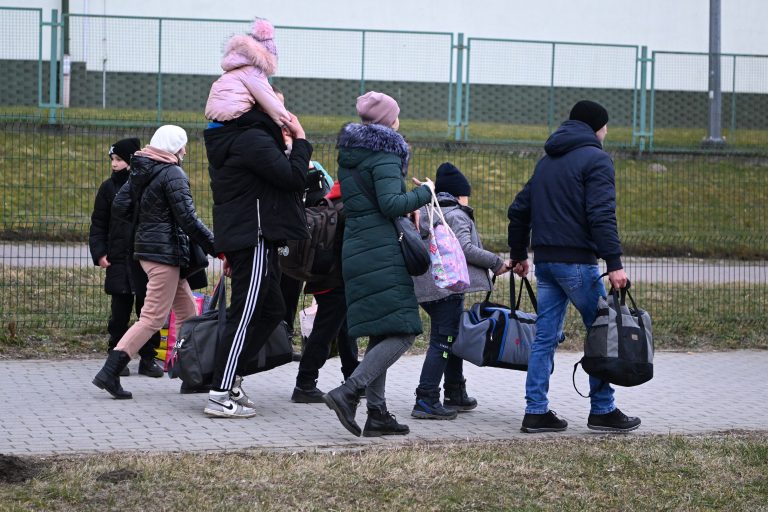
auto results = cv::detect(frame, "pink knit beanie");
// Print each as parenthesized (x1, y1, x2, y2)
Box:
(251, 17, 277, 57)
(356, 92, 400, 127)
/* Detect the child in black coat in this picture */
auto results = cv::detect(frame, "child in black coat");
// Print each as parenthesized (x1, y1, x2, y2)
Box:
(88, 138, 163, 378)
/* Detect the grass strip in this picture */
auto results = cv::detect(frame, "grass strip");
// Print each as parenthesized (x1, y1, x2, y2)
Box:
(1, 432, 766, 511)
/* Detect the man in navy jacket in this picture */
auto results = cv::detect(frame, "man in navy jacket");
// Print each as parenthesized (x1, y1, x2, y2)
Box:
(507, 100, 641, 434)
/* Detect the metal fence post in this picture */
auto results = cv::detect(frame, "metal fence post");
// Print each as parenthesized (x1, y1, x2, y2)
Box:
(463, 37, 471, 141)
(548, 42, 556, 133)
(730, 54, 737, 143)
(47, 9, 59, 123)
(649, 51, 656, 152)
(453, 32, 465, 141)
(157, 18, 163, 123)
(360, 30, 366, 96)
(637, 46, 649, 152)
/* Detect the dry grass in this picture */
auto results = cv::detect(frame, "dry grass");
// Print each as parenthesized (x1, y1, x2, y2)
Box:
(1, 432, 766, 511)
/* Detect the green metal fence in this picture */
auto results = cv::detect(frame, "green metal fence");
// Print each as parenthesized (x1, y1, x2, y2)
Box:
(1, 113, 766, 342)
(651, 51, 768, 151)
(3, 8, 768, 152)
(1, 8, 767, 345)
(462, 38, 640, 147)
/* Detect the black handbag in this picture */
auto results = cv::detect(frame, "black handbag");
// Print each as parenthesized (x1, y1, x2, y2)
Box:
(181, 239, 209, 279)
(168, 277, 294, 387)
(349, 168, 430, 276)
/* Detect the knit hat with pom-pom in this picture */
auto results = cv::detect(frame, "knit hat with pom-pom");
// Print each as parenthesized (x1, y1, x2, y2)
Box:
(251, 17, 277, 57)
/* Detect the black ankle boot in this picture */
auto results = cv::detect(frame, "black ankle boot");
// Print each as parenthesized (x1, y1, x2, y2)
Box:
(363, 407, 410, 437)
(138, 357, 163, 378)
(323, 384, 361, 436)
(444, 379, 477, 411)
(92, 350, 133, 399)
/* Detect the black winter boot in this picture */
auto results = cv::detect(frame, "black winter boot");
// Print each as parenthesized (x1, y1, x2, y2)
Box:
(138, 356, 163, 378)
(108, 348, 130, 376)
(411, 388, 458, 420)
(92, 350, 133, 399)
(444, 379, 478, 411)
(363, 407, 410, 437)
(323, 384, 361, 436)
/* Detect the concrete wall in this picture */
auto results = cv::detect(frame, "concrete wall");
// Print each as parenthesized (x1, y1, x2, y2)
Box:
(3, 59, 768, 130)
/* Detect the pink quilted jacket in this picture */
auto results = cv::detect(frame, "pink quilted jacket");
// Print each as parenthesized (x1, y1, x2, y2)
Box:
(205, 34, 288, 125)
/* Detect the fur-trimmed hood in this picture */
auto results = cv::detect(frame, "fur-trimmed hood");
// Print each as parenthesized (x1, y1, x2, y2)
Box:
(336, 123, 410, 176)
(221, 34, 277, 75)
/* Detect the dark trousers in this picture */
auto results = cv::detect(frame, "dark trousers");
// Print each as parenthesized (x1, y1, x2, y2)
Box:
(417, 294, 465, 392)
(296, 287, 359, 388)
(280, 274, 303, 334)
(212, 241, 285, 392)
(107, 293, 160, 360)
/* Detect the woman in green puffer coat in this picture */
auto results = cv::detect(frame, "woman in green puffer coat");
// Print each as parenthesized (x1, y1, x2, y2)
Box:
(322, 92, 433, 438)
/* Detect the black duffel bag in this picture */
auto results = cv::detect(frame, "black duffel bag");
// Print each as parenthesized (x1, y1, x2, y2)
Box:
(168, 276, 293, 388)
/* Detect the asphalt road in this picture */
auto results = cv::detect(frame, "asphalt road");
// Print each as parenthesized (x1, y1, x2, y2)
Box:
(1, 243, 765, 283)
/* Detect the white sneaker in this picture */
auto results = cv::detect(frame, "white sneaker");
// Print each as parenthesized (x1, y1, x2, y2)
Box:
(204, 395, 257, 418)
(231, 376, 257, 408)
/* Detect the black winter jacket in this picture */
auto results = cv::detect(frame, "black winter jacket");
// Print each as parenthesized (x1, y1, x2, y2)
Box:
(89, 169, 137, 295)
(113, 155, 215, 268)
(204, 109, 313, 252)
(507, 120, 623, 271)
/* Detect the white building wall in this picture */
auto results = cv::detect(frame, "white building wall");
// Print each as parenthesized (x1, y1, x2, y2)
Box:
(6, 0, 767, 54)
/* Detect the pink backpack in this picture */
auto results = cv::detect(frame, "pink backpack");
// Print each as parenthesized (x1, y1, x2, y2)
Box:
(426, 192, 470, 292)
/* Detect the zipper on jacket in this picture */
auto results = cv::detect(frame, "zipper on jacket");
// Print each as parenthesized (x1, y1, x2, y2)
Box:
(256, 198, 263, 239)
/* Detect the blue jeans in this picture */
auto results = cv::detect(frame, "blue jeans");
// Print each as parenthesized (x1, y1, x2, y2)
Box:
(525, 262, 615, 415)
(417, 294, 465, 392)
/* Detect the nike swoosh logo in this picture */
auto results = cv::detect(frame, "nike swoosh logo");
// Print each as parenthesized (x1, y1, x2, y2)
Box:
(210, 400, 235, 411)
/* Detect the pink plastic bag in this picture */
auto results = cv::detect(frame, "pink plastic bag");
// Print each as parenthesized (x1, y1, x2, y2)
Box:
(164, 292, 210, 370)
(427, 193, 470, 292)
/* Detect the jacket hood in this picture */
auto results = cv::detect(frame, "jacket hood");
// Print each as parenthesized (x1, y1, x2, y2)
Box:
(435, 191, 474, 220)
(221, 34, 277, 76)
(544, 120, 603, 157)
(336, 122, 410, 175)
(129, 155, 172, 188)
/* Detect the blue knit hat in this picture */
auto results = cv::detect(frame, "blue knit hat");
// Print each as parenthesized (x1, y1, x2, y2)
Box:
(435, 162, 471, 197)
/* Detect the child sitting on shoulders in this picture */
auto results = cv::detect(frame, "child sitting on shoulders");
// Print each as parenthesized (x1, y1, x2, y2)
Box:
(205, 17, 291, 129)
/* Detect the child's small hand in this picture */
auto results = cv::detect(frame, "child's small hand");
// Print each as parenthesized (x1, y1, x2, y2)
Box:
(98, 255, 110, 269)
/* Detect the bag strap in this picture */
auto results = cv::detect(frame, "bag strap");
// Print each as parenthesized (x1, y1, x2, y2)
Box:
(208, 275, 227, 331)
(572, 359, 608, 399)
(514, 276, 538, 313)
(485, 275, 496, 304)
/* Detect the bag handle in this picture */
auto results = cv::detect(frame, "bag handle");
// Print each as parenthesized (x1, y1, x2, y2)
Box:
(599, 271, 647, 346)
(514, 276, 537, 313)
(208, 274, 227, 336)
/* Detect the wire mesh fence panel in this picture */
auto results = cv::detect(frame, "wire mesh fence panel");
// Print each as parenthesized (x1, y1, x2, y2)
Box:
(464, 38, 637, 146)
(651, 51, 768, 151)
(1, 116, 767, 342)
(0, 7, 43, 108)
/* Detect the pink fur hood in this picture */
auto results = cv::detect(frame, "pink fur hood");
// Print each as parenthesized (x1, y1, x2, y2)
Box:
(221, 34, 277, 76)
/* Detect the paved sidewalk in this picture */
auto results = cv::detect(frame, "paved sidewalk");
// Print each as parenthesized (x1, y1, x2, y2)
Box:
(1, 351, 766, 455)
